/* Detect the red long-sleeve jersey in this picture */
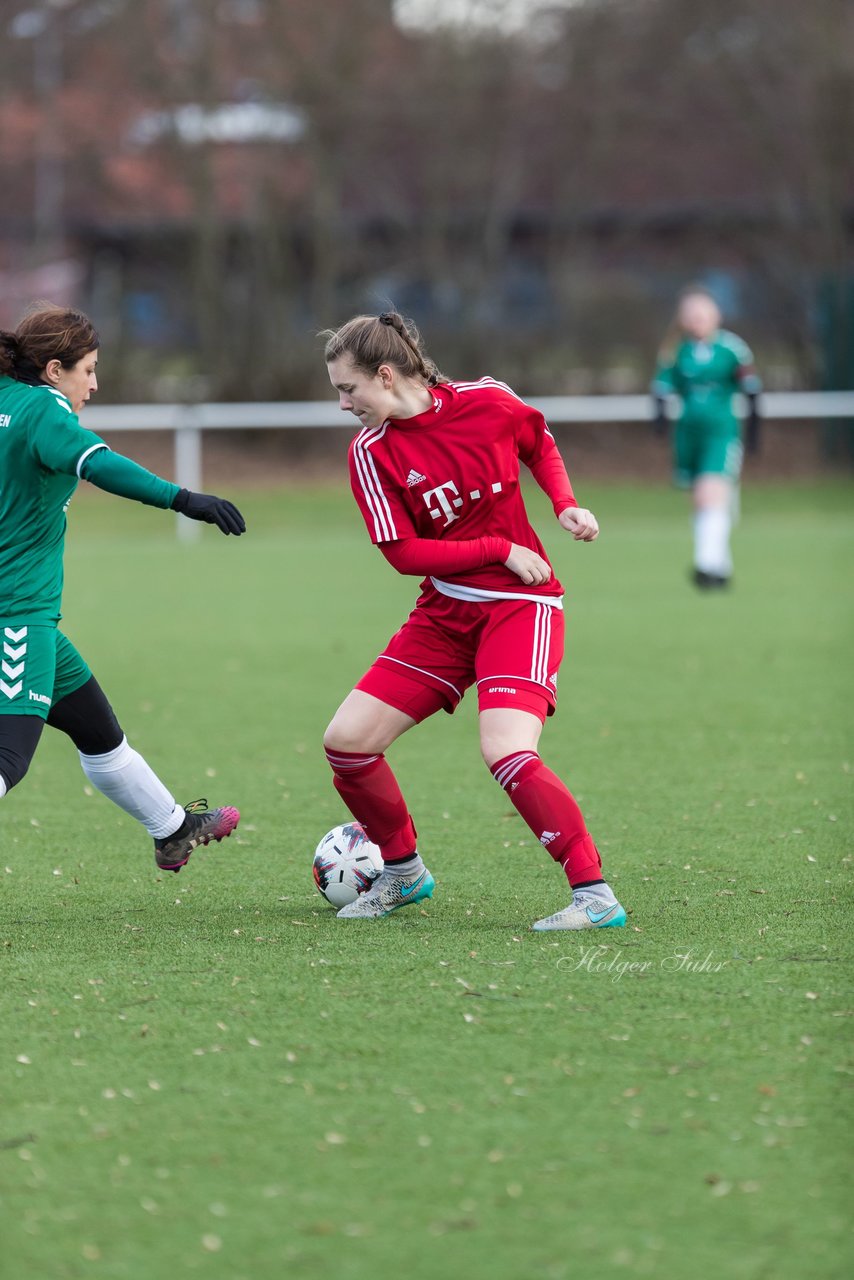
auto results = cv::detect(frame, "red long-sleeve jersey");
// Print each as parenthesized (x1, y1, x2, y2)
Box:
(348, 377, 577, 603)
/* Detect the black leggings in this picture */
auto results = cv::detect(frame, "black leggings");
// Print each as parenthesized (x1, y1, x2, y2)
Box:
(0, 676, 123, 793)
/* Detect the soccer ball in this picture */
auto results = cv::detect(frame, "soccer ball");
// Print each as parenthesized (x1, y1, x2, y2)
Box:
(312, 822, 383, 908)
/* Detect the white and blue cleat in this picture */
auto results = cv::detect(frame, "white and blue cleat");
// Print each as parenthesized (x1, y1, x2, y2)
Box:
(532, 890, 627, 932)
(336, 867, 435, 919)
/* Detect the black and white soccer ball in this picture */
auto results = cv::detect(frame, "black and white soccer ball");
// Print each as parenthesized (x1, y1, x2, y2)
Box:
(312, 822, 384, 908)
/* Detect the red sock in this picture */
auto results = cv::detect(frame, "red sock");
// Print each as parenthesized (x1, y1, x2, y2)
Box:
(325, 749, 417, 863)
(491, 752, 602, 887)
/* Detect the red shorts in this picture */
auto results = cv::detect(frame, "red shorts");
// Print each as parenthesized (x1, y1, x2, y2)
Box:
(356, 586, 565, 724)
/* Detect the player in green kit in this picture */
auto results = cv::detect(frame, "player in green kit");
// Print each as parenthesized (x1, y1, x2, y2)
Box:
(652, 286, 762, 588)
(0, 304, 245, 871)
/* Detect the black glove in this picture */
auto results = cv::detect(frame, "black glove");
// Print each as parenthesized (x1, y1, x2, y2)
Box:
(745, 393, 761, 456)
(652, 396, 669, 437)
(172, 488, 246, 535)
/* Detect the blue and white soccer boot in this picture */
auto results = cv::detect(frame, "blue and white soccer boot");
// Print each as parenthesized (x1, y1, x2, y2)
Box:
(532, 888, 627, 932)
(336, 866, 435, 919)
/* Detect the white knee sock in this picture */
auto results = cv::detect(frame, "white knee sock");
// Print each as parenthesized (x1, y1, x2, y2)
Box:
(79, 736, 185, 839)
(694, 507, 732, 575)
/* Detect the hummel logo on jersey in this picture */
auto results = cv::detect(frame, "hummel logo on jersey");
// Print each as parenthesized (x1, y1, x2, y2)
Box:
(539, 830, 561, 846)
(406, 469, 427, 488)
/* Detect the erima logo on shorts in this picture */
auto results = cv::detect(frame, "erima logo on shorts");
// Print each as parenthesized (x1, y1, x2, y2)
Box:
(488, 685, 517, 695)
(29, 690, 51, 706)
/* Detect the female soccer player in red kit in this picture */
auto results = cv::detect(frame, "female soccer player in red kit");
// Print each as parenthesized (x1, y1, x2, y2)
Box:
(322, 312, 626, 931)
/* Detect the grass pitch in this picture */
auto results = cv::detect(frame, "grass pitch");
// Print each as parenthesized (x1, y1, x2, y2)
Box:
(1, 479, 852, 1280)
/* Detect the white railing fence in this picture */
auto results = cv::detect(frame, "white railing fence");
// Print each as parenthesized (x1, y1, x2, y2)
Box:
(81, 391, 854, 541)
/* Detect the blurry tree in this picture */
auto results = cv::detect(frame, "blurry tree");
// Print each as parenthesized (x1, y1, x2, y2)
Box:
(264, 1, 400, 330)
(0, 0, 850, 393)
(538, 0, 854, 382)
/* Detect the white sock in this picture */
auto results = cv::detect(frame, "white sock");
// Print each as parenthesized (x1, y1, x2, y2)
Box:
(79, 736, 185, 839)
(574, 881, 616, 904)
(383, 852, 425, 878)
(0, 774, 6, 799)
(694, 506, 732, 575)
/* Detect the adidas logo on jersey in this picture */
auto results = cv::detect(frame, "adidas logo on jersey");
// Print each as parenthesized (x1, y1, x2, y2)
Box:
(406, 469, 427, 488)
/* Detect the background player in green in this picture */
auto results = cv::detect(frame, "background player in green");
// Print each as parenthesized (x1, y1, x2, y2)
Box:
(0, 303, 244, 871)
(652, 285, 762, 588)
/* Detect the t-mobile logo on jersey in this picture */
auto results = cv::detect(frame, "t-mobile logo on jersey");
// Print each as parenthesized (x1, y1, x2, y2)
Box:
(422, 478, 505, 526)
(423, 480, 464, 526)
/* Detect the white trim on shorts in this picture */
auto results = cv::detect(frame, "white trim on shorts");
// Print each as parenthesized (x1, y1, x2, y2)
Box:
(430, 577, 564, 609)
(476, 674, 556, 697)
(376, 654, 463, 701)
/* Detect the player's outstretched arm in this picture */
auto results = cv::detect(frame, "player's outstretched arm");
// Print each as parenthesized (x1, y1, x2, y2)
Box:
(80, 450, 245, 535)
(557, 507, 599, 542)
(172, 488, 246, 535)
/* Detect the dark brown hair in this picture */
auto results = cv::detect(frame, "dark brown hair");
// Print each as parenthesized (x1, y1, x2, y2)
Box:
(322, 311, 446, 387)
(0, 303, 99, 385)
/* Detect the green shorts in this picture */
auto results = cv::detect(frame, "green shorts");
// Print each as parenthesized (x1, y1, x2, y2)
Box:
(0, 621, 92, 719)
(673, 421, 743, 488)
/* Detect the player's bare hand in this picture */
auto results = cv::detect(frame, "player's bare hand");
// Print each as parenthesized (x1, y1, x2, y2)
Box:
(558, 506, 599, 542)
(504, 544, 552, 586)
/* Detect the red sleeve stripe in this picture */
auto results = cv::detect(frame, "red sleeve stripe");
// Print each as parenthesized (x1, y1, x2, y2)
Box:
(352, 424, 398, 542)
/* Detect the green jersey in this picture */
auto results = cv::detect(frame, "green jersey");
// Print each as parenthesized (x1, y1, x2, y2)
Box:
(0, 375, 179, 621)
(652, 329, 761, 429)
